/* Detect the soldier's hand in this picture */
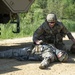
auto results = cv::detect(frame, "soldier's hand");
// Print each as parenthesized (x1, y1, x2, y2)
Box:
(35, 40, 43, 45)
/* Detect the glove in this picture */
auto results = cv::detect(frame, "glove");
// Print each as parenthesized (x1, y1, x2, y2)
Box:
(35, 40, 43, 45)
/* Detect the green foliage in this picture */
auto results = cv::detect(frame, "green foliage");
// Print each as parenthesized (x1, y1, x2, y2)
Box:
(36, 0, 47, 9)
(62, 19, 75, 32)
(0, 0, 75, 39)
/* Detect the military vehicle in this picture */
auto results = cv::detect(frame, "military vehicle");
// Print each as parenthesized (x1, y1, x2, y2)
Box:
(0, 0, 35, 33)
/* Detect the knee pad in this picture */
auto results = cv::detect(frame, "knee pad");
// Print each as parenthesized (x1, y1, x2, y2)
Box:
(57, 51, 68, 62)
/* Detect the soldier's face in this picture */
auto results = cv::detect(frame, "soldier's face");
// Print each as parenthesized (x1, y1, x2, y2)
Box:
(48, 21, 55, 28)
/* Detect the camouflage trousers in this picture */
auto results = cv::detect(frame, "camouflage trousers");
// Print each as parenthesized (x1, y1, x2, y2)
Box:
(0, 47, 31, 60)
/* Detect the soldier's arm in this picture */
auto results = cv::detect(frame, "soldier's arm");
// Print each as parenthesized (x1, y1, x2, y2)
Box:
(33, 23, 45, 44)
(61, 23, 75, 42)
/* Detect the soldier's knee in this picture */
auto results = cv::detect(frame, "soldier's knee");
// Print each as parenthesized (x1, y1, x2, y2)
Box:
(57, 51, 68, 62)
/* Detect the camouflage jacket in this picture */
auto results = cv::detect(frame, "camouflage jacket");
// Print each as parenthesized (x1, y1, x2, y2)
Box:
(33, 20, 74, 43)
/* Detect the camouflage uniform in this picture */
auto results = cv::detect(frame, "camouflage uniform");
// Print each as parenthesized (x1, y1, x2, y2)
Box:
(0, 44, 68, 69)
(33, 20, 74, 50)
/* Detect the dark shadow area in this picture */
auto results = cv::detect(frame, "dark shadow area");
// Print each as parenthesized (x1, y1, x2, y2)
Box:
(67, 54, 75, 63)
(63, 39, 72, 44)
(0, 39, 73, 51)
(0, 42, 33, 51)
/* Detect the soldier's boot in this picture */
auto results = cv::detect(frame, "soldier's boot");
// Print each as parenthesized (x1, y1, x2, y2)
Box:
(39, 57, 50, 69)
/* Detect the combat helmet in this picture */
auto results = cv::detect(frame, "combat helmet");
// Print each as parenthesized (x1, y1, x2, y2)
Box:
(46, 13, 57, 22)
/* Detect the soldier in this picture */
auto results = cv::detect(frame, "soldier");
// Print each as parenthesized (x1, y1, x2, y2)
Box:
(33, 13, 75, 50)
(0, 44, 68, 69)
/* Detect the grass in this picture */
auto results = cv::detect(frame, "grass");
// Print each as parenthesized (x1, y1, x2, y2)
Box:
(0, 19, 75, 39)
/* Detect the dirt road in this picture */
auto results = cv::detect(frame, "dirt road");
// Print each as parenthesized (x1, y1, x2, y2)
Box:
(0, 33, 75, 75)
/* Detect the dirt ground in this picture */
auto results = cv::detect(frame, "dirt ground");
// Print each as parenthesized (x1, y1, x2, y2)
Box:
(0, 33, 75, 75)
